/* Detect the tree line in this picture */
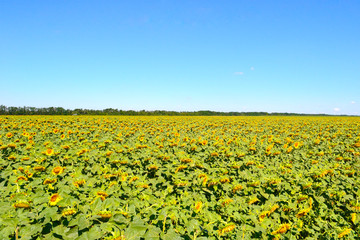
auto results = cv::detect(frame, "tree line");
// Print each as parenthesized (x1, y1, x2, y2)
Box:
(0, 105, 342, 116)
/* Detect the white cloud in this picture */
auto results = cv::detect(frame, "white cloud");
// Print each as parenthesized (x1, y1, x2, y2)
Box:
(250, 67, 255, 70)
(334, 108, 340, 112)
(234, 72, 243, 75)
(351, 101, 356, 104)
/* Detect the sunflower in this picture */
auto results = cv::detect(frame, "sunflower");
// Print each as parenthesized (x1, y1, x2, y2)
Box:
(120, 175, 127, 181)
(222, 199, 233, 206)
(218, 224, 236, 235)
(52, 166, 64, 175)
(248, 147, 256, 152)
(175, 165, 187, 173)
(286, 146, 293, 153)
(97, 191, 108, 201)
(259, 211, 270, 222)
(272, 151, 281, 156)
(43, 178, 57, 184)
(33, 166, 46, 172)
(137, 184, 149, 188)
(210, 152, 219, 157)
(8, 143, 16, 148)
(13, 200, 30, 209)
(16, 176, 28, 182)
(73, 179, 86, 187)
(97, 191, 108, 197)
(338, 229, 352, 238)
(6, 132, 13, 138)
(297, 195, 309, 203)
(271, 224, 291, 235)
(62, 145, 70, 150)
(77, 149, 87, 156)
(180, 158, 192, 163)
(0, 145, 7, 150)
(148, 165, 159, 171)
(220, 177, 230, 183)
(194, 201, 202, 213)
(266, 144, 274, 152)
(97, 211, 112, 220)
(269, 204, 279, 214)
(351, 213, 356, 223)
(49, 193, 61, 206)
(62, 208, 77, 217)
(248, 197, 259, 205)
(232, 184, 243, 193)
(296, 207, 311, 218)
(246, 161, 255, 166)
(129, 176, 139, 184)
(45, 148, 54, 156)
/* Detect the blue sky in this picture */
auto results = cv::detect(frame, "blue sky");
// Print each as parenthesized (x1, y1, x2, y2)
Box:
(1, 1, 359, 115)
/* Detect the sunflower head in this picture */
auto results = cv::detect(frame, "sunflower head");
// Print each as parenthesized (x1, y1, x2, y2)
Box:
(43, 178, 57, 184)
(271, 223, 291, 235)
(16, 176, 28, 182)
(6, 132, 14, 138)
(338, 229, 352, 238)
(259, 211, 271, 222)
(218, 224, 236, 235)
(73, 179, 86, 187)
(62, 208, 77, 217)
(8, 143, 16, 149)
(13, 200, 30, 209)
(62, 145, 70, 150)
(97, 210, 112, 221)
(52, 166, 64, 175)
(33, 166, 46, 172)
(45, 148, 54, 156)
(49, 193, 61, 206)
(194, 201, 202, 213)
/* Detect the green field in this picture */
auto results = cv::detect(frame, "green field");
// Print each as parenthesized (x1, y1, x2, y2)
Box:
(1, 116, 359, 239)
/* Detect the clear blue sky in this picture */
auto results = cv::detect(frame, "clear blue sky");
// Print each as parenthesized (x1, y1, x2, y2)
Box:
(1, 1, 359, 115)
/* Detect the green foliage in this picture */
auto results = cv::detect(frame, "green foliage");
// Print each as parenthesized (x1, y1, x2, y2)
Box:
(0, 116, 359, 239)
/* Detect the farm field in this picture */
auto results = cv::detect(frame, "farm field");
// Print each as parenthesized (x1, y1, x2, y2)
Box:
(0, 116, 359, 239)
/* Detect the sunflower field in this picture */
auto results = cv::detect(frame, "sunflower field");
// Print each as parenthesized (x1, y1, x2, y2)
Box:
(0, 116, 359, 239)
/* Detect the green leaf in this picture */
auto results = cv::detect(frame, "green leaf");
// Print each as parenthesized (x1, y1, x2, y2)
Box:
(33, 196, 49, 205)
(63, 226, 79, 240)
(112, 213, 128, 224)
(186, 219, 199, 233)
(124, 218, 147, 240)
(53, 224, 69, 236)
(20, 224, 42, 238)
(1, 217, 19, 228)
(0, 227, 15, 239)
(78, 215, 91, 231)
(100, 222, 114, 232)
(41, 207, 58, 221)
(143, 225, 161, 240)
(87, 225, 102, 239)
(161, 229, 182, 240)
